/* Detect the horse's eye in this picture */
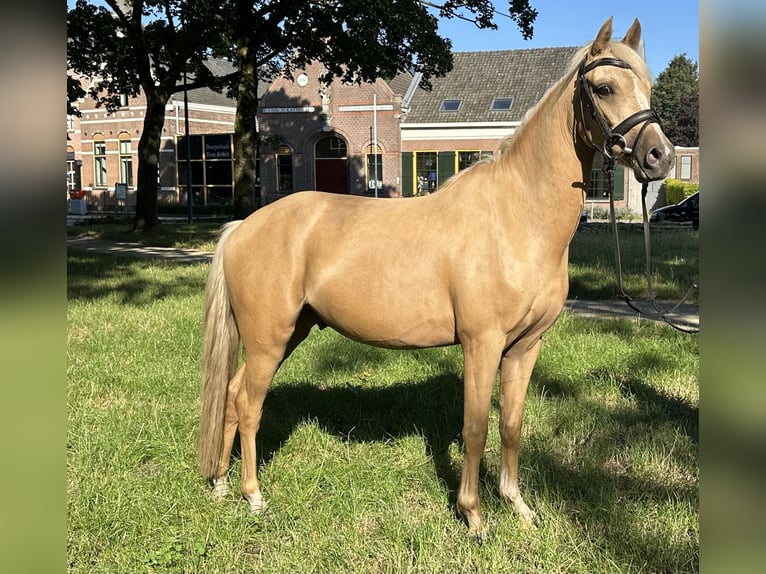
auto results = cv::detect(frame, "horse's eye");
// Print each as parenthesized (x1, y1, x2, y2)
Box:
(596, 85, 613, 97)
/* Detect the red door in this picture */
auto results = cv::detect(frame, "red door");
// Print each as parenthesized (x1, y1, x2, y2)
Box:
(315, 158, 348, 194)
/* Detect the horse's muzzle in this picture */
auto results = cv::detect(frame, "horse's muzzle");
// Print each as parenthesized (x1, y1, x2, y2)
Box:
(634, 131, 676, 182)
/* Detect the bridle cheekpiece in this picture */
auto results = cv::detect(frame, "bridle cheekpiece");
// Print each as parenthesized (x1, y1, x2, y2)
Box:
(577, 57, 661, 177)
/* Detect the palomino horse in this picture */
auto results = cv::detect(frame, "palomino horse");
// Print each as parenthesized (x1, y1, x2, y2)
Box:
(199, 17, 675, 539)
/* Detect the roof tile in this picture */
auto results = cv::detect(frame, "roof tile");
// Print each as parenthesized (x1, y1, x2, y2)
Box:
(404, 46, 580, 123)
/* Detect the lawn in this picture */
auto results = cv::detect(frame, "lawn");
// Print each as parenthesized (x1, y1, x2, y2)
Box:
(67, 225, 698, 573)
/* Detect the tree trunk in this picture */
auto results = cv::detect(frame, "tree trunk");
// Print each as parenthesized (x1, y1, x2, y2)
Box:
(232, 10, 259, 219)
(134, 91, 168, 231)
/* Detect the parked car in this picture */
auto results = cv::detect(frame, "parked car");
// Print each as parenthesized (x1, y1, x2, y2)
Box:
(650, 191, 699, 229)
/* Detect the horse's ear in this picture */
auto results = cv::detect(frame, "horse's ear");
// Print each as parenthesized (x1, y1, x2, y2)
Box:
(622, 18, 642, 51)
(591, 17, 613, 56)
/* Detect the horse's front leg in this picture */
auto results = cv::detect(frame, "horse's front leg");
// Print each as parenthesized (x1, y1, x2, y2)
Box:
(498, 337, 543, 526)
(456, 336, 505, 542)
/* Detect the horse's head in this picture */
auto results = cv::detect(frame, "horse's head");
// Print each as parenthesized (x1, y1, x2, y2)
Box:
(576, 17, 675, 182)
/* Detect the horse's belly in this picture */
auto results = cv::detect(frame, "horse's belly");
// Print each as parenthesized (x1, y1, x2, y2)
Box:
(328, 316, 456, 350)
(309, 287, 456, 350)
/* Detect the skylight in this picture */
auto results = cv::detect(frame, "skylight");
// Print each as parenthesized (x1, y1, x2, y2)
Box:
(439, 99, 462, 112)
(490, 97, 514, 111)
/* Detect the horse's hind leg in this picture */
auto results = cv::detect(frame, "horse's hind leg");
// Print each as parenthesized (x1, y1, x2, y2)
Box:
(498, 337, 542, 526)
(214, 310, 316, 501)
(236, 312, 316, 512)
(235, 349, 281, 512)
(211, 364, 245, 499)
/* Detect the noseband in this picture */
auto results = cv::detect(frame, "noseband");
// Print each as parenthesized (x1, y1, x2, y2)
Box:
(577, 57, 660, 175)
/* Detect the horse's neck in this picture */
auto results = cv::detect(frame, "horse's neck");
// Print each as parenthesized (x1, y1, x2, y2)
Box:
(501, 75, 593, 211)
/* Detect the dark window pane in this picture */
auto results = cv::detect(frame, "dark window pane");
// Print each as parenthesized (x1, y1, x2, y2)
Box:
(315, 136, 347, 158)
(439, 99, 461, 112)
(178, 135, 203, 160)
(205, 161, 232, 186)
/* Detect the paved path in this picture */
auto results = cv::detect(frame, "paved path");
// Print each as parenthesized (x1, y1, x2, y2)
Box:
(66, 235, 213, 263)
(67, 235, 699, 329)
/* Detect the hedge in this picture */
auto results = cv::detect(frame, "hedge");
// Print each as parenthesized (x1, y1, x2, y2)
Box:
(664, 178, 699, 205)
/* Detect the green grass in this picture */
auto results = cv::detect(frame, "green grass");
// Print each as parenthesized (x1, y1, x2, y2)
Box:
(67, 250, 698, 573)
(569, 223, 699, 302)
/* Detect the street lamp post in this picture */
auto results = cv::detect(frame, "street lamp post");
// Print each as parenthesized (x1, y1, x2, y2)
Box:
(183, 70, 193, 223)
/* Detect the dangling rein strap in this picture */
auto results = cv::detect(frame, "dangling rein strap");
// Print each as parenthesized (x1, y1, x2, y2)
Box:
(580, 56, 699, 333)
(607, 178, 699, 334)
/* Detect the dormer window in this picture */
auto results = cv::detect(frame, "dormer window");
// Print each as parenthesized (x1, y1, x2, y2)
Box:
(439, 99, 462, 112)
(490, 97, 514, 111)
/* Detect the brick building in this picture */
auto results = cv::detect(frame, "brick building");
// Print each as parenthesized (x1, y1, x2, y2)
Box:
(257, 61, 412, 203)
(68, 59, 246, 211)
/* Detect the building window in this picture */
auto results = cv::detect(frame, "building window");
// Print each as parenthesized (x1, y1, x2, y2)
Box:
(67, 115, 75, 132)
(277, 145, 293, 192)
(458, 151, 481, 171)
(203, 134, 234, 205)
(680, 155, 692, 180)
(490, 97, 514, 111)
(177, 133, 234, 206)
(587, 154, 624, 201)
(118, 134, 133, 187)
(315, 136, 347, 158)
(439, 99, 462, 112)
(119, 93, 129, 107)
(365, 143, 383, 191)
(93, 135, 107, 187)
(415, 151, 438, 195)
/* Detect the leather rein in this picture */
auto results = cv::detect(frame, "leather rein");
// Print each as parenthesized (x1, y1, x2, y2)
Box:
(578, 57, 699, 334)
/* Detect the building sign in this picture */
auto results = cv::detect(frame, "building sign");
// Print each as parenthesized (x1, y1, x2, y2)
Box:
(338, 104, 394, 112)
(261, 106, 316, 113)
(205, 140, 232, 159)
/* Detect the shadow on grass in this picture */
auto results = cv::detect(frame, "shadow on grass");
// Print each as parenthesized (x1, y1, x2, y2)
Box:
(67, 250, 206, 305)
(513, 349, 698, 570)
(258, 375, 465, 497)
(223, 348, 696, 570)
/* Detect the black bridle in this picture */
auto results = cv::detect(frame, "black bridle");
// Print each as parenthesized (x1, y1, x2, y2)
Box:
(577, 57, 699, 334)
(577, 57, 661, 177)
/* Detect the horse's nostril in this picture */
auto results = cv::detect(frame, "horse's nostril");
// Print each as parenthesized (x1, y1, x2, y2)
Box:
(646, 147, 663, 167)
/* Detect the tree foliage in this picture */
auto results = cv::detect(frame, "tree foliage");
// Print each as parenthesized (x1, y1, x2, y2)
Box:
(665, 89, 699, 147)
(652, 54, 699, 146)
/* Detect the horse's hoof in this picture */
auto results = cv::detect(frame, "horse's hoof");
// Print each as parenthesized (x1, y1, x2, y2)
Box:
(245, 491, 268, 514)
(211, 477, 229, 499)
(518, 506, 539, 529)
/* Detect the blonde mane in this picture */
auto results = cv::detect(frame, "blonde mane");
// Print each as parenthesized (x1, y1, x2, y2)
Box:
(436, 44, 591, 193)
